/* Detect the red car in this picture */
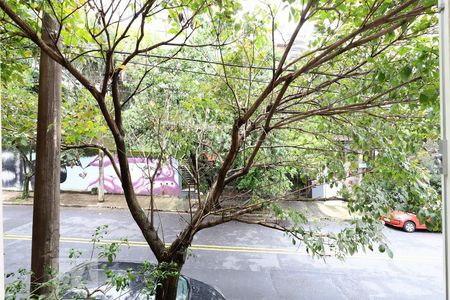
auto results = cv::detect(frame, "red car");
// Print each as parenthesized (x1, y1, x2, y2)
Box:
(382, 210, 427, 232)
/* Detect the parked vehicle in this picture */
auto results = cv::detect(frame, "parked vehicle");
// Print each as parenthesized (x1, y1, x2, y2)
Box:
(382, 210, 427, 233)
(62, 261, 226, 300)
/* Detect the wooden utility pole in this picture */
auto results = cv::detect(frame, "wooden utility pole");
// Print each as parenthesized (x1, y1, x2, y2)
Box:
(30, 12, 62, 295)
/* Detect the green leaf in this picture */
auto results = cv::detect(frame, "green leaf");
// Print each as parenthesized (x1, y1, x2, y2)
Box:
(423, 0, 437, 7)
(377, 71, 386, 82)
(400, 66, 412, 81)
(419, 93, 429, 103)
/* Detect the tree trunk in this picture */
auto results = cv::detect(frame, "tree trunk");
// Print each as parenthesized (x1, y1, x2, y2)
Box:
(30, 12, 62, 296)
(18, 148, 33, 199)
(150, 179, 154, 227)
(21, 173, 31, 199)
(114, 135, 166, 259)
(155, 258, 184, 300)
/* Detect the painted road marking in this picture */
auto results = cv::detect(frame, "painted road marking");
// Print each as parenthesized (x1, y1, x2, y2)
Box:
(4, 234, 299, 254)
(4, 233, 440, 262)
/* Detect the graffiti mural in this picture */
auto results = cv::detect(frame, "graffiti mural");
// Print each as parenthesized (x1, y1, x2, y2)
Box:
(2, 151, 181, 197)
(2, 151, 24, 189)
(61, 156, 181, 196)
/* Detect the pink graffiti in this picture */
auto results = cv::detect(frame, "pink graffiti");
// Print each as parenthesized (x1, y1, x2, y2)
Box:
(86, 156, 180, 196)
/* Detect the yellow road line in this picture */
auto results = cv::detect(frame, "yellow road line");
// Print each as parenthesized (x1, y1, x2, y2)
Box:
(3, 234, 440, 262)
(4, 234, 301, 255)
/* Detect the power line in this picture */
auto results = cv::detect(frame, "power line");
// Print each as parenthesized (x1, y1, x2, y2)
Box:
(84, 54, 276, 85)
(18, 52, 302, 87)
(15, 53, 279, 85)
(17, 44, 281, 71)
(72, 48, 335, 79)
(126, 59, 273, 85)
(114, 50, 283, 72)
(119, 55, 308, 87)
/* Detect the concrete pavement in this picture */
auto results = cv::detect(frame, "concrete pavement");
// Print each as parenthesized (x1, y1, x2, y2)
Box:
(3, 205, 444, 299)
(2, 190, 352, 222)
(3, 190, 191, 211)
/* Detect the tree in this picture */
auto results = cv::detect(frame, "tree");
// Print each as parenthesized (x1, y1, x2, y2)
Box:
(1, 24, 40, 198)
(1, 39, 110, 200)
(1, 68, 37, 199)
(0, 0, 439, 299)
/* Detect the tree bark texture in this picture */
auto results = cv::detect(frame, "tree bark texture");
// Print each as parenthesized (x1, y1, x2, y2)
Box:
(30, 12, 62, 295)
(155, 271, 181, 300)
(155, 260, 183, 300)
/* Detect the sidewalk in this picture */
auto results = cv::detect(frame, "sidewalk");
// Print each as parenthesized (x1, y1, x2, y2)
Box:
(2, 190, 190, 212)
(2, 190, 352, 221)
(280, 200, 352, 222)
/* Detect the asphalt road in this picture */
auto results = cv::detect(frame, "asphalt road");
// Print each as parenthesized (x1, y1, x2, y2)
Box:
(4, 205, 444, 300)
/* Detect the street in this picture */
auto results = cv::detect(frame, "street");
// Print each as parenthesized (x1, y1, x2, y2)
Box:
(4, 205, 444, 300)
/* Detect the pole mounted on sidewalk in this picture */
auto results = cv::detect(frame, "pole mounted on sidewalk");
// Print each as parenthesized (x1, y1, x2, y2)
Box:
(30, 12, 62, 295)
(439, 0, 450, 298)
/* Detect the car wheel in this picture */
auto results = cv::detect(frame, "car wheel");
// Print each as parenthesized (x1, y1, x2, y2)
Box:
(403, 221, 416, 233)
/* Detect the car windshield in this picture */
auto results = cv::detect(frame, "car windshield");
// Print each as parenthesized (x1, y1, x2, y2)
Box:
(135, 277, 188, 300)
(63, 262, 189, 300)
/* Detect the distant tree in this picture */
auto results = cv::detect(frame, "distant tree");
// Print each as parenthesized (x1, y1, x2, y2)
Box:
(2, 67, 37, 198)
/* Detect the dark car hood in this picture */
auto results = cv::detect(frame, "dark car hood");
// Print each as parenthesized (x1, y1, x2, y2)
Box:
(62, 262, 225, 300)
(186, 277, 225, 300)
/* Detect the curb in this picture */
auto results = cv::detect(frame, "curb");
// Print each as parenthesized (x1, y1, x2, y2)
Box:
(3, 201, 278, 220)
(2, 201, 187, 213)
